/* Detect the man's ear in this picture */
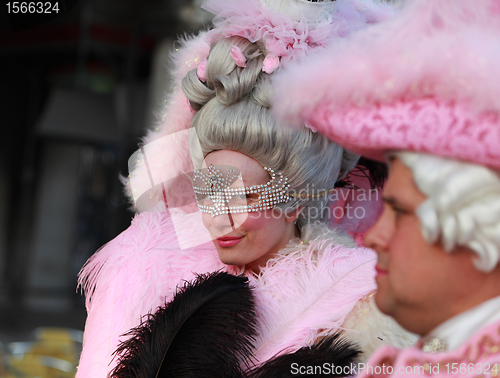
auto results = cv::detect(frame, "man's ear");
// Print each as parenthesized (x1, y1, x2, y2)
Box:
(285, 206, 303, 223)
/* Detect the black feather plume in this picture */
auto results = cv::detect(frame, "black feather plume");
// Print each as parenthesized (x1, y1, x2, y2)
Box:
(351, 158, 388, 190)
(110, 271, 257, 378)
(356, 157, 388, 190)
(247, 333, 360, 378)
(336, 158, 388, 191)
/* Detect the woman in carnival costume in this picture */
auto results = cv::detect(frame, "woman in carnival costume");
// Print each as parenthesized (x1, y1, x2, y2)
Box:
(76, 0, 416, 376)
(272, 0, 500, 376)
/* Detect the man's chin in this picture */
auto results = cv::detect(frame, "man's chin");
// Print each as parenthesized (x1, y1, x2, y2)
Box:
(374, 290, 394, 316)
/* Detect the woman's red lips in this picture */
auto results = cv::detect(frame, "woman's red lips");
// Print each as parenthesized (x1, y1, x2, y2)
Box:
(216, 236, 244, 247)
(375, 266, 388, 278)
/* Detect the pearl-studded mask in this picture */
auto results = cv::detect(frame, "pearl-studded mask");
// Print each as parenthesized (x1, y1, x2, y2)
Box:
(190, 164, 292, 217)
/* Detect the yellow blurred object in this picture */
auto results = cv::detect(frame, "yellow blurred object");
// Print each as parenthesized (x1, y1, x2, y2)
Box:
(31, 328, 79, 366)
(6, 354, 74, 378)
(2, 328, 83, 378)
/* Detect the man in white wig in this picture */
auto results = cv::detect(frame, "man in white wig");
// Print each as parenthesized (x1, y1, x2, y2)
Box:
(272, 0, 500, 376)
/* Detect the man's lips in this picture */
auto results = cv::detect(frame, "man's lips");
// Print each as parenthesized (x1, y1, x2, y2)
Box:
(216, 236, 244, 247)
(375, 265, 388, 277)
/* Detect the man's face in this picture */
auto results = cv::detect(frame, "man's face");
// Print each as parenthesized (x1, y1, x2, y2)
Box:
(364, 158, 478, 336)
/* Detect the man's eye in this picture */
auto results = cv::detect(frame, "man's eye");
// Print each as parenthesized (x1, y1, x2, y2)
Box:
(393, 206, 409, 219)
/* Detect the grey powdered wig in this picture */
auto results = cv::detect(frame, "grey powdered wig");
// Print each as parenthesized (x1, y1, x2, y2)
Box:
(183, 36, 359, 232)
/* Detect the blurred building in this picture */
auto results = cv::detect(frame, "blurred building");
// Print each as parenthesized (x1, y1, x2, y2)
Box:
(0, 0, 212, 359)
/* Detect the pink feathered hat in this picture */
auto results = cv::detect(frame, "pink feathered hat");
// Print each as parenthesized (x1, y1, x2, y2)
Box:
(272, 0, 500, 171)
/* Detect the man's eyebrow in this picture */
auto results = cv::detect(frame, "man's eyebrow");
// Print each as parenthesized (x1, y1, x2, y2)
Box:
(383, 196, 414, 211)
(382, 196, 398, 206)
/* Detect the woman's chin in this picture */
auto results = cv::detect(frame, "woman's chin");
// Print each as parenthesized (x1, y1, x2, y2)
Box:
(219, 257, 245, 267)
(216, 248, 245, 267)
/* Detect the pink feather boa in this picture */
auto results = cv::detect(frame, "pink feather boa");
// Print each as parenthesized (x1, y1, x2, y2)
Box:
(76, 210, 377, 376)
(249, 238, 377, 362)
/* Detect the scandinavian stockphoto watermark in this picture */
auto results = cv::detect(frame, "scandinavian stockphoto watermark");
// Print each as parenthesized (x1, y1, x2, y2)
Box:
(290, 362, 357, 376)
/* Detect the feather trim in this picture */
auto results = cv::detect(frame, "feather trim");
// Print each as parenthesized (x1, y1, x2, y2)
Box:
(279, 222, 358, 256)
(341, 295, 418, 361)
(76, 211, 231, 377)
(110, 272, 257, 378)
(248, 236, 377, 364)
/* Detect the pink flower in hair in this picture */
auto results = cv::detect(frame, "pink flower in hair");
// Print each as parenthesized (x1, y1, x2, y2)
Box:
(196, 58, 207, 82)
(262, 55, 280, 74)
(305, 122, 318, 133)
(230, 46, 247, 68)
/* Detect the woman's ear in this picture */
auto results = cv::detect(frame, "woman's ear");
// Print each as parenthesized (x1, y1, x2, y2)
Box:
(285, 206, 303, 224)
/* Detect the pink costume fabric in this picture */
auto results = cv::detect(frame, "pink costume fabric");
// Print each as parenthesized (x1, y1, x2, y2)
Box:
(272, 0, 500, 171)
(76, 207, 414, 377)
(357, 320, 500, 378)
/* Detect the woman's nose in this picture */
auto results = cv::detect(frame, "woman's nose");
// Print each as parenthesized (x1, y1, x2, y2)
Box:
(210, 212, 235, 230)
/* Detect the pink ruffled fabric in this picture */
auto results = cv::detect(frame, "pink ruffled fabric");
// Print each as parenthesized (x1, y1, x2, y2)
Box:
(203, 0, 394, 64)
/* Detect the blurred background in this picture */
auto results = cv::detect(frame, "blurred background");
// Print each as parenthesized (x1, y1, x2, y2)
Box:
(0, 0, 211, 375)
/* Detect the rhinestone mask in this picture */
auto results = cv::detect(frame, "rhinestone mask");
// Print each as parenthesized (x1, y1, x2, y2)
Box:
(190, 164, 292, 217)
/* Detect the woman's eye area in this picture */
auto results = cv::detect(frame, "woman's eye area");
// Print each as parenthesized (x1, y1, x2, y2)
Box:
(196, 191, 261, 206)
(231, 193, 249, 201)
(196, 194, 214, 206)
(244, 193, 260, 202)
(228, 192, 260, 204)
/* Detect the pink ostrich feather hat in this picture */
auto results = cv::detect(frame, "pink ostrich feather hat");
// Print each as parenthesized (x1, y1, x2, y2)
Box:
(272, 0, 500, 171)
